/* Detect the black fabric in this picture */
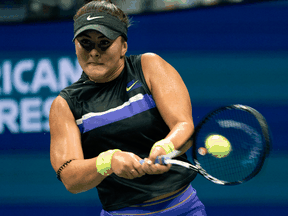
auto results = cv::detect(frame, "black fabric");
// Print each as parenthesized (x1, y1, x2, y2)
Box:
(73, 12, 128, 41)
(59, 55, 197, 211)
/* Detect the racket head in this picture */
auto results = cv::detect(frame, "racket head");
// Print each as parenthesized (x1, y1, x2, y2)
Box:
(192, 104, 271, 185)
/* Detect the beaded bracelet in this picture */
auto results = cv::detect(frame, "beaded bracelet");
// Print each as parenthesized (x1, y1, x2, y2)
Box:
(56, 159, 75, 182)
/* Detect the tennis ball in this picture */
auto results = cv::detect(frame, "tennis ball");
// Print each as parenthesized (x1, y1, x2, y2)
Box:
(205, 134, 231, 158)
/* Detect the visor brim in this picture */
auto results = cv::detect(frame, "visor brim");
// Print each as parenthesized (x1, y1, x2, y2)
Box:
(72, 24, 121, 41)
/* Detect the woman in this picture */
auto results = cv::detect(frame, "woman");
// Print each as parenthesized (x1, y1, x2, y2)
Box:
(49, 0, 207, 215)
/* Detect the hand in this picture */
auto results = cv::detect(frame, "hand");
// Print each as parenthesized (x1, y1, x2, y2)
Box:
(111, 151, 146, 179)
(142, 146, 172, 175)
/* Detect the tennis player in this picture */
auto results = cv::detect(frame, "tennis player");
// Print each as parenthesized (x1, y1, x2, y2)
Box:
(49, 0, 207, 215)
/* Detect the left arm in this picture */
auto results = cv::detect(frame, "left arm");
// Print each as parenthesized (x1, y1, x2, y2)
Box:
(141, 53, 194, 173)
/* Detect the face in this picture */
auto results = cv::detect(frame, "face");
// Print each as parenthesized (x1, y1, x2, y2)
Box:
(75, 30, 128, 83)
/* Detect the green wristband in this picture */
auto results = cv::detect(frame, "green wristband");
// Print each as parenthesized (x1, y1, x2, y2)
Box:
(151, 140, 175, 155)
(96, 149, 121, 176)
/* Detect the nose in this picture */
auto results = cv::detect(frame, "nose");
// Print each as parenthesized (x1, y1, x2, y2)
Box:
(89, 46, 100, 57)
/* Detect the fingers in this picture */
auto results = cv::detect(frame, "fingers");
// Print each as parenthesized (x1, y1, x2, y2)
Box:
(129, 168, 143, 179)
(142, 158, 172, 175)
(111, 151, 146, 180)
(122, 164, 145, 180)
(148, 146, 165, 164)
(129, 147, 172, 176)
(111, 150, 172, 179)
(141, 146, 172, 175)
(122, 169, 136, 180)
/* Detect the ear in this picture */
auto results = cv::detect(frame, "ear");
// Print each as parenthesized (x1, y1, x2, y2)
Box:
(121, 40, 128, 57)
(75, 39, 80, 55)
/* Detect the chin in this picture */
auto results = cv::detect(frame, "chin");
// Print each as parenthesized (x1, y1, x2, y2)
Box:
(86, 65, 107, 73)
(85, 67, 108, 80)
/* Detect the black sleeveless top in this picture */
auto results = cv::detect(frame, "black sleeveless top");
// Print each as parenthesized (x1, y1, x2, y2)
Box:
(59, 55, 197, 211)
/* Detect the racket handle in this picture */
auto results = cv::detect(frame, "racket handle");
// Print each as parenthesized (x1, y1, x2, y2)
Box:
(139, 155, 170, 165)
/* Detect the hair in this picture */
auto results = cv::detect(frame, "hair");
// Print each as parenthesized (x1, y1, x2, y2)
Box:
(74, 0, 131, 28)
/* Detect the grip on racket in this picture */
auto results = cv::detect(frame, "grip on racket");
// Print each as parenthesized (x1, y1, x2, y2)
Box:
(139, 155, 170, 165)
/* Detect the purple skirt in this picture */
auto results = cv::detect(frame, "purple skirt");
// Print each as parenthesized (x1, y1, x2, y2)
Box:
(100, 184, 206, 216)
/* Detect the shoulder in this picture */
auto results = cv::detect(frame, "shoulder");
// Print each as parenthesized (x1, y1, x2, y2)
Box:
(141, 53, 176, 89)
(141, 53, 163, 65)
(125, 53, 162, 68)
(50, 96, 70, 115)
(141, 53, 171, 73)
(49, 95, 76, 126)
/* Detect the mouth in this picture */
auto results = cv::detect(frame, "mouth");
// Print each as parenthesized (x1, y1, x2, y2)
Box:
(88, 62, 104, 65)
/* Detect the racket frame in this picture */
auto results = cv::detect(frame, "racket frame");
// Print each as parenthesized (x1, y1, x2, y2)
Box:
(142, 104, 271, 186)
(191, 104, 271, 185)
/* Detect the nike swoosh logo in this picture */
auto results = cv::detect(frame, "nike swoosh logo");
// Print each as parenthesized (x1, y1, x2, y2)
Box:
(126, 80, 139, 92)
(87, 15, 104, 21)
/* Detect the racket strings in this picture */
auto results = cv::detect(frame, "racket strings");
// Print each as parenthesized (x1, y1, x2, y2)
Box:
(194, 107, 267, 184)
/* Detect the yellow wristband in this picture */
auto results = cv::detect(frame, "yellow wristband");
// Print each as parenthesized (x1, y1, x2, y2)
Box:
(96, 149, 121, 176)
(151, 139, 175, 155)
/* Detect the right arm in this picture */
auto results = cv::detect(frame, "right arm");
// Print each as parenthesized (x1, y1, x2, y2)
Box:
(49, 96, 146, 194)
(50, 96, 107, 193)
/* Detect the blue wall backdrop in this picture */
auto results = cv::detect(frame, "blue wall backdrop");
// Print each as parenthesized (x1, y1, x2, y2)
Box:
(1, 1, 287, 215)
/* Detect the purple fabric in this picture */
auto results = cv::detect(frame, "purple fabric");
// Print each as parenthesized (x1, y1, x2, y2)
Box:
(78, 93, 156, 133)
(100, 185, 206, 216)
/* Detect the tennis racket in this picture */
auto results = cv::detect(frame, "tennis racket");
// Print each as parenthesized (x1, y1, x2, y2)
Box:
(140, 104, 271, 185)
